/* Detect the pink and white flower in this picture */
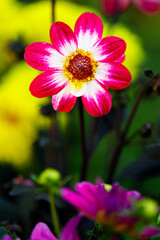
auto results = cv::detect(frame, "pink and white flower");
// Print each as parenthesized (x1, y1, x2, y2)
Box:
(24, 12, 131, 117)
(100, 0, 159, 16)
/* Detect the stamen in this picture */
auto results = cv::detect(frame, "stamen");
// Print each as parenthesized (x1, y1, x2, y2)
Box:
(63, 49, 99, 91)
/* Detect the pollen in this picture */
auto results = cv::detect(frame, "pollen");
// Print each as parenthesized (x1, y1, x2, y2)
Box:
(63, 49, 99, 90)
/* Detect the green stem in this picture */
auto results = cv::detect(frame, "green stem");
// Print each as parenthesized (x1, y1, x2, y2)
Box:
(78, 98, 88, 181)
(48, 189, 60, 237)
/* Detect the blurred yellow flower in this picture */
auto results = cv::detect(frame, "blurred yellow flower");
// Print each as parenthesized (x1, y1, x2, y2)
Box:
(0, 62, 49, 168)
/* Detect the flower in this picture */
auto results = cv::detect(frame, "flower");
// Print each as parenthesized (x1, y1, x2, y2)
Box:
(100, 0, 130, 16)
(30, 215, 82, 240)
(100, 0, 159, 16)
(62, 181, 140, 233)
(0, 0, 144, 79)
(1, 235, 20, 240)
(0, 62, 49, 168)
(62, 181, 160, 238)
(1, 235, 13, 240)
(25, 12, 131, 117)
(1, 215, 81, 240)
(134, 0, 159, 13)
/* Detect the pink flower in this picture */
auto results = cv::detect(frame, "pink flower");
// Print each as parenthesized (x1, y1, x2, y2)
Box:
(61, 181, 140, 234)
(100, 0, 159, 16)
(100, 0, 130, 16)
(1, 235, 13, 240)
(30, 215, 82, 240)
(1, 216, 82, 240)
(1, 235, 20, 240)
(24, 12, 131, 117)
(134, 0, 159, 13)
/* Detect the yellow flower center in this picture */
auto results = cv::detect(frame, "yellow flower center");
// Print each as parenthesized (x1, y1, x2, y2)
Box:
(63, 49, 99, 90)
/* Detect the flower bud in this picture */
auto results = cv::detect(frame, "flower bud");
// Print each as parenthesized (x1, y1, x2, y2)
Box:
(8, 40, 25, 60)
(144, 69, 154, 78)
(135, 198, 158, 221)
(139, 122, 153, 138)
(100, 0, 130, 17)
(40, 103, 55, 117)
(153, 73, 160, 95)
(37, 168, 61, 187)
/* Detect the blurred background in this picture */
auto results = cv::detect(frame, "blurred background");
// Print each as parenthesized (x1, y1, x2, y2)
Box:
(0, 0, 160, 238)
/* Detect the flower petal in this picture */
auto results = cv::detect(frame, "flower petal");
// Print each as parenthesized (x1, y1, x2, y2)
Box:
(81, 80, 112, 117)
(69, 82, 88, 97)
(52, 84, 77, 112)
(91, 36, 126, 62)
(74, 12, 103, 51)
(127, 191, 141, 200)
(133, 0, 159, 13)
(60, 215, 82, 240)
(24, 42, 65, 71)
(115, 54, 125, 63)
(75, 181, 98, 203)
(61, 188, 97, 218)
(30, 222, 57, 240)
(95, 62, 131, 90)
(50, 22, 78, 56)
(29, 70, 68, 98)
(1, 235, 13, 240)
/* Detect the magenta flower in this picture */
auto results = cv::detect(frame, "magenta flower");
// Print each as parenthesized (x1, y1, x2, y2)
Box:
(1, 235, 13, 240)
(30, 215, 82, 240)
(24, 12, 131, 117)
(61, 181, 140, 234)
(100, 0, 159, 16)
(1, 235, 20, 240)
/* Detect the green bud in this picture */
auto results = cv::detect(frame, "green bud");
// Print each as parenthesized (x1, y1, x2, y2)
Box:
(153, 73, 160, 96)
(136, 198, 158, 220)
(38, 168, 61, 187)
(139, 122, 153, 138)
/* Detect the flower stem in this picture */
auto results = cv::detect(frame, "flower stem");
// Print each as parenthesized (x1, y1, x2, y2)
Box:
(48, 189, 60, 238)
(51, 0, 55, 22)
(123, 80, 152, 137)
(88, 118, 99, 159)
(78, 98, 88, 181)
(107, 80, 152, 183)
